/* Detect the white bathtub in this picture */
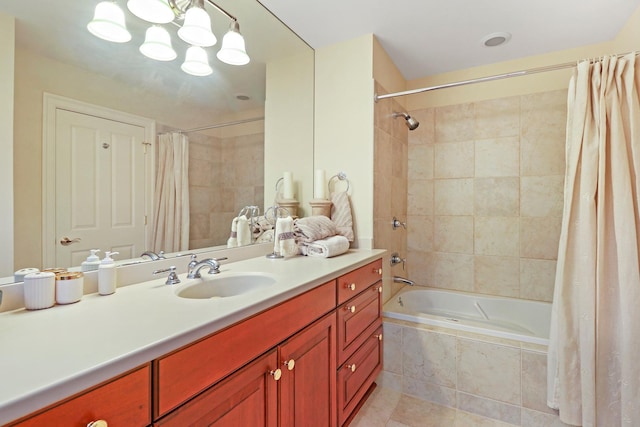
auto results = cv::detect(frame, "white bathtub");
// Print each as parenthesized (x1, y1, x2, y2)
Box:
(383, 287, 551, 345)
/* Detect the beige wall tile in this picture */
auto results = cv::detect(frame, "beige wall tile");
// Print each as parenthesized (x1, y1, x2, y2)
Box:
(475, 177, 519, 217)
(521, 408, 569, 427)
(520, 258, 557, 302)
(474, 96, 520, 140)
(375, 130, 393, 178)
(408, 144, 434, 180)
(374, 173, 393, 219)
(407, 215, 433, 252)
(376, 371, 403, 392)
(520, 217, 561, 259)
(409, 108, 435, 145)
(384, 322, 403, 374)
(475, 217, 520, 256)
(454, 410, 519, 427)
(407, 250, 433, 286)
(402, 327, 457, 387)
(522, 351, 555, 414)
(408, 180, 434, 215)
(434, 179, 474, 215)
(475, 137, 520, 178)
(457, 339, 521, 405)
(474, 256, 520, 297)
(432, 252, 474, 290)
(435, 103, 475, 143)
(435, 141, 475, 178)
(521, 136, 566, 176)
(457, 392, 521, 425)
(521, 175, 564, 217)
(403, 377, 457, 408)
(434, 216, 474, 254)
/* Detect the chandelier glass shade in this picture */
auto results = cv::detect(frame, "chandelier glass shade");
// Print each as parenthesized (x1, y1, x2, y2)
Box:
(87, 0, 250, 76)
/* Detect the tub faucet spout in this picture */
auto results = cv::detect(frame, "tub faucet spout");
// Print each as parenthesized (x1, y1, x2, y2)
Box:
(393, 276, 414, 286)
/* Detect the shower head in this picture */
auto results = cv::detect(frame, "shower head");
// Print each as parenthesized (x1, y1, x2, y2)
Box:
(393, 112, 420, 131)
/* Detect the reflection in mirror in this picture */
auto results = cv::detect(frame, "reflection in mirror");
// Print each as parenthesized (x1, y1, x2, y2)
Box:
(2, 0, 314, 278)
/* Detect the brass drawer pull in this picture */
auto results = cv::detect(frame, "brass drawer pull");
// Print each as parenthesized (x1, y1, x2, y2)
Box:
(346, 364, 357, 373)
(345, 305, 356, 313)
(346, 283, 356, 291)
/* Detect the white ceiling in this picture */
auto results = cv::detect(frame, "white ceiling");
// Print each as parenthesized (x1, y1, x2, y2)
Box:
(259, 0, 640, 80)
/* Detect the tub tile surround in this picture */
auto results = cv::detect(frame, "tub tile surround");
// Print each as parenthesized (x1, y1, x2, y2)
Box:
(373, 320, 573, 426)
(406, 90, 567, 303)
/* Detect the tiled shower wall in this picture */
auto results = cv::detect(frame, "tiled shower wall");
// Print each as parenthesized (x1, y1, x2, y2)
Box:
(373, 82, 408, 290)
(406, 90, 567, 302)
(189, 131, 264, 249)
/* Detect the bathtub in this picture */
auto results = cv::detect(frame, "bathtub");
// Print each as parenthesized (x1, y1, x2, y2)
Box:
(382, 286, 551, 345)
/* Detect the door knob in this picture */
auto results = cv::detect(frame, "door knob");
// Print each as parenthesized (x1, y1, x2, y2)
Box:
(60, 237, 81, 246)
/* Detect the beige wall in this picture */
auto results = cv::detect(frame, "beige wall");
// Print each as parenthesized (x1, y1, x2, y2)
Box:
(0, 14, 14, 276)
(264, 51, 315, 217)
(314, 34, 376, 248)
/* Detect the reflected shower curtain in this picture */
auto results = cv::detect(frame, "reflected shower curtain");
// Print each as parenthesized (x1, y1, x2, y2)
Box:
(547, 54, 640, 426)
(151, 132, 190, 253)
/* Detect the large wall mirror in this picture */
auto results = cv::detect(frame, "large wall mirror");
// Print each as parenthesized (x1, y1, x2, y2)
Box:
(2, 0, 314, 277)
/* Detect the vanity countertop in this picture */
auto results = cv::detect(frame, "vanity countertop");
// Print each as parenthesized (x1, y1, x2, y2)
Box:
(0, 249, 385, 425)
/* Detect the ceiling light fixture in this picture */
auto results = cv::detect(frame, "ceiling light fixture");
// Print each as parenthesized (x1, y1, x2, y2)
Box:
(481, 32, 512, 47)
(87, 0, 250, 76)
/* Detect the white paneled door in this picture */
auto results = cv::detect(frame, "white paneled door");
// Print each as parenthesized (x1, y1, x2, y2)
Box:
(54, 109, 149, 267)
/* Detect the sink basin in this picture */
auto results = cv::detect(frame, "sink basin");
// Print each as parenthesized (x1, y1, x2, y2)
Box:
(175, 273, 277, 299)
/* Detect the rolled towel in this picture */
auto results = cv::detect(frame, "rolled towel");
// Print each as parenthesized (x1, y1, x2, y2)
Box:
(237, 215, 252, 246)
(294, 215, 338, 243)
(275, 216, 298, 257)
(226, 216, 239, 248)
(331, 191, 354, 242)
(300, 235, 350, 258)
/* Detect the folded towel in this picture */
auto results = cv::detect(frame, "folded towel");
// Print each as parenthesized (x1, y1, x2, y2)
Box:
(226, 216, 239, 248)
(294, 215, 338, 243)
(237, 215, 252, 246)
(256, 229, 274, 243)
(300, 235, 350, 258)
(275, 216, 298, 257)
(331, 191, 354, 242)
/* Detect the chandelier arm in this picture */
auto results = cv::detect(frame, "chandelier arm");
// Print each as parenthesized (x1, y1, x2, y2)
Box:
(203, 0, 237, 22)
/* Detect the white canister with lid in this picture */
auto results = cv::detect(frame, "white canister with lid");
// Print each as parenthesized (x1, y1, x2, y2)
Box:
(23, 272, 56, 310)
(55, 272, 84, 304)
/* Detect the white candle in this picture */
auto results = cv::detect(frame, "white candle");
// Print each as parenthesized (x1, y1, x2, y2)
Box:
(282, 172, 294, 199)
(314, 169, 326, 199)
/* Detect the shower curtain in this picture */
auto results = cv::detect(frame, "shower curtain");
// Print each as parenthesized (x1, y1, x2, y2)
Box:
(547, 53, 640, 426)
(151, 132, 190, 253)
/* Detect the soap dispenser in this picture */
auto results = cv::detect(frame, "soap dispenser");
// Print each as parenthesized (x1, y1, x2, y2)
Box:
(81, 249, 101, 272)
(98, 251, 119, 295)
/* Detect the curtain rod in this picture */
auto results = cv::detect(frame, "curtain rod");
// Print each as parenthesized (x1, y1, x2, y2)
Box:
(158, 116, 265, 135)
(374, 51, 639, 102)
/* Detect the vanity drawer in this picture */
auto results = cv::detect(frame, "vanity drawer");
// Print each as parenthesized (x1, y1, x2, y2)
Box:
(337, 259, 382, 305)
(154, 280, 336, 418)
(337, 325, 383, 426)
(10, 365, 151, 427)
(336, 282, 382, 365)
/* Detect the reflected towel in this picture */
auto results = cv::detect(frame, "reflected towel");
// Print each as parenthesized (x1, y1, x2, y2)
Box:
(300, 235, 350, 258)
(226, 216, 239, 248)
(331, 191, 354, 242)
(275, 216, 298, 257)
(237, 215, 252, 246)
(294, 215, 338, 243)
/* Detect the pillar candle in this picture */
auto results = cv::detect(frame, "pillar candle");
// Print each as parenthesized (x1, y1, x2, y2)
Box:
(283, 171, 294, 199)
(314, 169, 326, 199)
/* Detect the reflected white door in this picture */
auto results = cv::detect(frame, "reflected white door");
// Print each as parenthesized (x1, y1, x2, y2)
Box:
(54, 109, 148, 267)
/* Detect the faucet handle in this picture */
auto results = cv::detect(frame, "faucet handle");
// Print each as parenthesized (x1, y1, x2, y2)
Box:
(153, 266, 180, 285)
(188, 254, 198, 269)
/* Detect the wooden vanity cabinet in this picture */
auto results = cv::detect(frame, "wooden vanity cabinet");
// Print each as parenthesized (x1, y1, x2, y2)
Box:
(9, 365, 151, 427)
(335, 259, 383, 426)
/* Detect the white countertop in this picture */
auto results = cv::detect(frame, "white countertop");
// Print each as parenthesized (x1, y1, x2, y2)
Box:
(0, 249, 385, 425)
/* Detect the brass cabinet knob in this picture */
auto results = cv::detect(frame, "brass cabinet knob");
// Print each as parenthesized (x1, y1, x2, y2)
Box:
(283, 359, 295, 371)
(378, 286, 383, 293)
(376, 333, 383, 341)
(345, 305, 356, 313)
(270, 368, 282, 381)
(346, 283, 356, 291)
(346, 364, 357, 373)
(375, 268, 382, 275)
(87, 421, 108, 427)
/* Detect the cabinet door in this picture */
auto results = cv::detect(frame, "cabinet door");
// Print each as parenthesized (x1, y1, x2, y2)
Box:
(279, 313, 337, 427)
(11, 365, 150, 427)
(155, 349, 279, 427)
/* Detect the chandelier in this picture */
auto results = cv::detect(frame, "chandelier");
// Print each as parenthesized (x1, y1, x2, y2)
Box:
(87, 0, 250, 77)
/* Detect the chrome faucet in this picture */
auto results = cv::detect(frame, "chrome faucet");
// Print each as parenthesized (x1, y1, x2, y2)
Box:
(141, 250, 165, 261)
(187, 257, 227, 279)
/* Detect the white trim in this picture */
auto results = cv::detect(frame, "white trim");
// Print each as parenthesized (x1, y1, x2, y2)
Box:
(42, 93, 156, 267)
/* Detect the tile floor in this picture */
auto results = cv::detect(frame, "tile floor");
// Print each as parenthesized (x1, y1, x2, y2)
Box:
(350, 386, 518, 427)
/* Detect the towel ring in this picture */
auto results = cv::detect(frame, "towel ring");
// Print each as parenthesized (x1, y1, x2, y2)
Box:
(264, 205, 291, 223)
(329, 171, 350, 193)
(237, 205, 260, 218)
